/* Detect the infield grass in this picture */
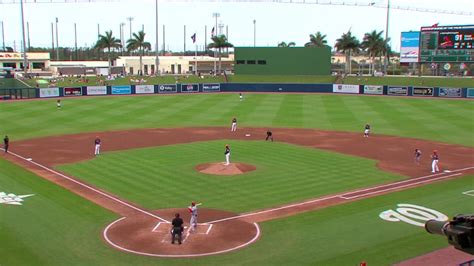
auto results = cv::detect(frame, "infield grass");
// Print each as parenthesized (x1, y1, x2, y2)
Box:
(0, 94, 473, 146)
(57, 140, 402, 212)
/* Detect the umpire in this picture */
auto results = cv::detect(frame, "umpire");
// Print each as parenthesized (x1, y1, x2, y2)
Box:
(171, 213, 184, 245)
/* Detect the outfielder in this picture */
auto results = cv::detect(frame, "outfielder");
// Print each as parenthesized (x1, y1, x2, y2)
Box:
(414, 149, 422, 164)
(94, 136, 101, 156)
(431, 150, 440, 173)
(224, 144, 231, 165)
(231, 117, 237, 132)
(188, 202, 202, 231)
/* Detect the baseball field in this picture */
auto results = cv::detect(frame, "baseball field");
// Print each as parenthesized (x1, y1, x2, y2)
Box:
(1, 90, 473, 265)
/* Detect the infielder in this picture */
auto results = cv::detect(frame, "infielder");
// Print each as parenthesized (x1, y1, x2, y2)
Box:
(188, 202, 202, 231)
(414, 149, 422, 164)
(431, 150, 440, 173)
(94, 136, 101, 156)
(231, 117, 237, 132)
(364, 124, 371, 137)
(224, 144, 231, 165)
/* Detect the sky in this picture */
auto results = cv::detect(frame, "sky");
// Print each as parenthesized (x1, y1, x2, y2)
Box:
(0, 0, 473, 52)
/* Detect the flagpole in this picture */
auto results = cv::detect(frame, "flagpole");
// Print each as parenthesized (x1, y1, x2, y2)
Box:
(195, 44, 198, 75)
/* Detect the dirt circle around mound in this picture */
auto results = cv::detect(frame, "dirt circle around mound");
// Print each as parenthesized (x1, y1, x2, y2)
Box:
(103, 208, 260, 257)
(195, 162, 257, 175)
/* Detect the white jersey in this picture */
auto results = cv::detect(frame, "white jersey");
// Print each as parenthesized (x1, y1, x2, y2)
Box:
(189, 205, 198, 217)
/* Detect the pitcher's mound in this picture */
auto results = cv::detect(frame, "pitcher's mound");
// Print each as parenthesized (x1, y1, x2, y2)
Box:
(196, 162, 256, 175)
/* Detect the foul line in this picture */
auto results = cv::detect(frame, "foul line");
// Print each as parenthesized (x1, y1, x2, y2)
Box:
(207, 167, 473, 224)
(339, 173, 462, 200)
(2, 149, 169, 223)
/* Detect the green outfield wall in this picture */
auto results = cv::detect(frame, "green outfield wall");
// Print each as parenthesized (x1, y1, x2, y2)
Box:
(234, 47, 331, 75)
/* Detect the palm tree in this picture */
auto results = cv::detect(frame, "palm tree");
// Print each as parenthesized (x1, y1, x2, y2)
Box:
(361, 30, 384, 75)
(335, 30, 360, 74)
(278, 41, 296, 47)
(305, 32, 328, 48)
(126, 31, 151, 76)
(208, 34, 233, 75)
(94, 30, 121, 75)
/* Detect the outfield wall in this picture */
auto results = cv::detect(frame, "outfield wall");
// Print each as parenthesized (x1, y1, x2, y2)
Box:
(1, 84, 473, 99)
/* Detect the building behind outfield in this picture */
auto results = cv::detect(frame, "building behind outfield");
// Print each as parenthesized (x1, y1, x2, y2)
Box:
(234, 47, 331, 75)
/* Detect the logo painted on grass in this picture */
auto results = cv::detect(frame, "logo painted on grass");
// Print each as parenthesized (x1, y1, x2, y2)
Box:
(0, 192, 34, 206)
(379, 203, 448, 227)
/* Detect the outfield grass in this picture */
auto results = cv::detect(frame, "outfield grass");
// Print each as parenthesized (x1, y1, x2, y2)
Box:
(1, 94, 472, 146)
(58, 140, 402, 212)
(2, 156, 472, 265)
(20, 74, 474, 88)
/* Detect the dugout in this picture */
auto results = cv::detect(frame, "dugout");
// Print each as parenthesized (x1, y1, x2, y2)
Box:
(234, 47, 331, 75)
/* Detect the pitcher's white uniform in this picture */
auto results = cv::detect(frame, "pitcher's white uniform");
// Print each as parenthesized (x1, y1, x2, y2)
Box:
(224, 145, 231, 165)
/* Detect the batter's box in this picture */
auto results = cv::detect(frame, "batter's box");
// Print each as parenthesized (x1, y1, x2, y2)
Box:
(151, 221, 171, 233)
(462, 190, 474, 197)
(193, 223, 213, 235)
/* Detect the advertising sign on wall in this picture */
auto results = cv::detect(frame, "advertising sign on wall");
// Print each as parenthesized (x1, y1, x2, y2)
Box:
(63, 87, 82, 96)
(387, 87, 408, 95)
(111, 85, 131, 95)
(332, 84, 359, 94)
(181, 83, 199, 93)
(158, 84, 177, 94)
(86, 86, 107, 95)
(400, 31, 420, 63)
(135, 85, 155, 94)
(202, 83, 221, 92)
(181, 84, 199, 93)
(363, 85, 383, 95)
(439, 88, 462, 98)
(39, 88, 60, 98)
(412, 87, 434, 96)
(467, 88, 474, 98)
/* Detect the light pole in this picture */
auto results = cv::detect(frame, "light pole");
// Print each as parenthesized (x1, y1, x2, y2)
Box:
(74, 23, 78, 60)
(127, 17, 134, 56)
(155, 0, 159, 75)
(55, 17, 59, 61)
(212, 12, 220, 75)
(383, 0, 390, 75)
(253, 19, 256, 47)
(1, 21, 5, 51)
(120, 22, 125, 55)
(19, 0, 28, 75)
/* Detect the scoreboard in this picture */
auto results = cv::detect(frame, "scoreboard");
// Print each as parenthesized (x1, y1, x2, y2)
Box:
(420, 25, 473, 63)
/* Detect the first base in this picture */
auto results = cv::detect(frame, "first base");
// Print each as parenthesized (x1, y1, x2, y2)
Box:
(245, 134, 251, 137)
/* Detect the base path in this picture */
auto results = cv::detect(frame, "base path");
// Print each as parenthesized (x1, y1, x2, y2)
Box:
(4, 127, 474, 258)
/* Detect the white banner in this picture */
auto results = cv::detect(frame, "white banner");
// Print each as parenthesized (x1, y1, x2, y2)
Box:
(364, 85, 383, 95)
(333, 84, 359, 94)
(86, 86, 107, 95)
(135, 85, 155, 94)
(39, 88, 60, 98)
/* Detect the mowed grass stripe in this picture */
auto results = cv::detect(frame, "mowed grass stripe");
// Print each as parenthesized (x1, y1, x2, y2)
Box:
(58, 140, 402, 212)
(1, 94, 473, 146)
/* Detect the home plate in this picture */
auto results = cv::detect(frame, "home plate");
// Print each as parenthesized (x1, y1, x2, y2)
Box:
(245, 134, 251, 137)
(443, 170, 452, 173)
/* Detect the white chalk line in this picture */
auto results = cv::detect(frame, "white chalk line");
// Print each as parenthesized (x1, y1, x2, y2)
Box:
(3, 149, 169, 223)
(103, 218, 261, 258)
(206, 224, 213, 235)
(339, 173, 462, 200)
(207, 166, 474, 224)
